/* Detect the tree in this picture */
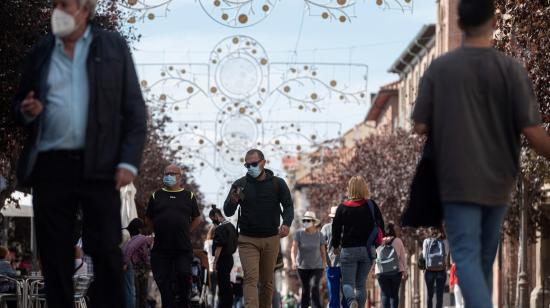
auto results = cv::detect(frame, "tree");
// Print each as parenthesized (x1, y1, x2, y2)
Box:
(494, 0, 550, 239)
(305, 129, 424, 245)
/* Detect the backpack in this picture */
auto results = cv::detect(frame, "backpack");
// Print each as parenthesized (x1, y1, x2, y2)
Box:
(425, 238, 445, 271)
(376, 239, 400, 275)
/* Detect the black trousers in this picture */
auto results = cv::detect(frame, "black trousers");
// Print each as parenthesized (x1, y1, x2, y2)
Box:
(216, 254, 234, 308)
(151, 251, 192, 308)
(425, 271, 446, 308)
(377, 273, 402, 308)
(32, 151, 124, 308)
(297, 268, 324, 308)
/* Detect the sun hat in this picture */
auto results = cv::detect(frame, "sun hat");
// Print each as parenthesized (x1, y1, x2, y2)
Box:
(302, 211, 320, 224)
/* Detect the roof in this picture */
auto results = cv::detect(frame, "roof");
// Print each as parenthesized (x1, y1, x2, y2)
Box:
(389, 24, 436, 74)
(365, 81, 399, 122)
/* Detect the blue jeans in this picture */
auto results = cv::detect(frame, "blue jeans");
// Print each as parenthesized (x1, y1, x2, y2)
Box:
(326, 267, 348, 308)
(443, 203, 508, 308)
(124, 264, 136, 308)
(424, 271, 445, 308)
(377, 272, 402, 308)
(340, 247, 372, 308)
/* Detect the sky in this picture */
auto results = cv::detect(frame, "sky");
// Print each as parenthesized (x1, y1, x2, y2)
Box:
(129, 0, 437, 205)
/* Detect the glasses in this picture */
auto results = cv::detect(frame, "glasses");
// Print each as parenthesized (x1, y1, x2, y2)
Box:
(165, 172, 179, 176)
(302, 219, 312, 223)
(244, 160, 262, 168)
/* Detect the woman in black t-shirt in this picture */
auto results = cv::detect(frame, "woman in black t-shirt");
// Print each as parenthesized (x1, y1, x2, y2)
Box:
(209, 205, 238, 308)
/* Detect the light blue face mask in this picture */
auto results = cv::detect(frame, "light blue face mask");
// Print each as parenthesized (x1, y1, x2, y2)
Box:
(163, 175, 177, 187)
(247, 165, 262, 178)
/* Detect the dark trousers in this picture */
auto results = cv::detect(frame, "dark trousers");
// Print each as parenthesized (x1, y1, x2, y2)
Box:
(425, 271, 446, 308)
(216, 254, 234, 308)
(297, 268, 324, 308)
(32, 151, 124, 308)
(135, 266, 150, 308)
(377, 273, 402, 308)
(151, 251, 192, 308)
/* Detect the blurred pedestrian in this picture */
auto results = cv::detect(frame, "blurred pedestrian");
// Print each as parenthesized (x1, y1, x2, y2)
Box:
(321, 206, 348, 308)
(291, 211, 327, 308)
(209, 206, 238, 308)
(374, 223, 408, 308)
(412, 0, 550, 307)
(13, 0, 146, 306)
(204, 225, 217, 307)
(123, 218, 154, 308)
(332, 175, 384, 308)
(421, 228, 448, 308)
(146, 164, 202, 308)
(450, 262, 464, 308)
(223, 149, 294, 308)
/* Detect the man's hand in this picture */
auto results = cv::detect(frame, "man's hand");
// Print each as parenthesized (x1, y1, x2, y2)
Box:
(115, 168, 135, 190)
(230, 187, 241, 205)
(291, 262, 297, 271)
(333, 247, 341, 256)
(402, 271, 409, 281)
(279, 225, 290, 238)
(21, 91, 43, 118)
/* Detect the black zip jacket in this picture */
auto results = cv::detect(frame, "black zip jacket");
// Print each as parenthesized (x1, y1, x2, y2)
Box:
(224, 169, 294, 237)
(332, 199, 385, 249)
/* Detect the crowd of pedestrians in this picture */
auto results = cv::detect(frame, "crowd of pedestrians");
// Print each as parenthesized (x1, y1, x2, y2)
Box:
(9, 0, 550, 307)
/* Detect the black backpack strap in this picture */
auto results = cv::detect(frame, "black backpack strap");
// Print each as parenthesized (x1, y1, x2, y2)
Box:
(235, 176, 247, 234)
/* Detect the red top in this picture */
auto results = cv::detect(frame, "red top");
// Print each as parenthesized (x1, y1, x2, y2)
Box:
(449, 263, 459, 288)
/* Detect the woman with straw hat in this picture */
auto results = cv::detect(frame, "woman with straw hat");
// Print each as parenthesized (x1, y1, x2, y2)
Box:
(291, 211, 327, 308)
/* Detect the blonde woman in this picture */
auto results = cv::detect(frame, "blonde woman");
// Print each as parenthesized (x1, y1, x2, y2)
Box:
(332, 176, 385, 308)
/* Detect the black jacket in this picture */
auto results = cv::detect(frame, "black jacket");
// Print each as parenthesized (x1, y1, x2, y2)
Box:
(223, 169, 294, 238)
(332, 199, 385, 249)
(13, 24, 146, 187)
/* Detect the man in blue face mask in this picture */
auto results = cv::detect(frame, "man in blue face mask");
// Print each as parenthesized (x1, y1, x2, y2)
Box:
(145, 164, 202, 308)
(223, 149, 294, 308)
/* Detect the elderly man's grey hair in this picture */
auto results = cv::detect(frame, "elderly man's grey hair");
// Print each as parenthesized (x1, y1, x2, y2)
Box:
(78, 0, 98, 19)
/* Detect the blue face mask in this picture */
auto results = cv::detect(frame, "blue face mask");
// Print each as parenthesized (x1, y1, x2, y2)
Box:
(163, 175, 177, 187)
(247, 165, 262, 178)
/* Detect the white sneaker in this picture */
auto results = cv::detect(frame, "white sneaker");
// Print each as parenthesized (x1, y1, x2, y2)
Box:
(349, 300, 358, 308)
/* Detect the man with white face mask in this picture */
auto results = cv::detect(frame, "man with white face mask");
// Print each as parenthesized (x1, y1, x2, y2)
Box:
(12, 0, 146, 307)
(223, 149, 294, 308)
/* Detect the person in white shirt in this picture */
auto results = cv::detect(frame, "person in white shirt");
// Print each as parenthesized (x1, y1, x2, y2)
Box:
(74, 246, 88, 276)
(204, 225, 218, 307)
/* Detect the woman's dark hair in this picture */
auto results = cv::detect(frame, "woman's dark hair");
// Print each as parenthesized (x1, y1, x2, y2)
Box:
(385, 223, 396, 238)
(458, 0, 495, 28)
(209, 204, 223, 218)
(126, 218, 144, 236)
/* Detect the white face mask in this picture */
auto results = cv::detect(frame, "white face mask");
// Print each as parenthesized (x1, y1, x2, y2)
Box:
(303, 222, 312, 229)
(51, 8, 80, 38)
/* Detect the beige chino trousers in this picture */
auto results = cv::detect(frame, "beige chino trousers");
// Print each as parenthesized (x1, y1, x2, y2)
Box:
(238, 234, 280, 308)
